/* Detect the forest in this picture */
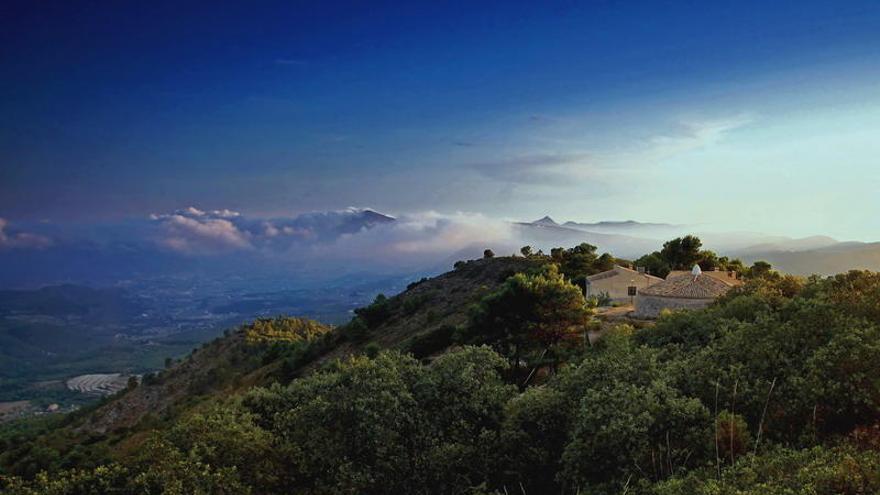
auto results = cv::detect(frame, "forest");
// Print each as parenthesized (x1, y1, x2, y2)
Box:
(1, 240, 879, 494)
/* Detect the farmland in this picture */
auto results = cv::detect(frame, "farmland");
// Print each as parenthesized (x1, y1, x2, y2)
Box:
(65, 373, 131, 395)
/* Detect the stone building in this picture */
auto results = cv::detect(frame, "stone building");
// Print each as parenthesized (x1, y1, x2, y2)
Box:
(633, 265, 741, 318)
(585, 265, 663, 302)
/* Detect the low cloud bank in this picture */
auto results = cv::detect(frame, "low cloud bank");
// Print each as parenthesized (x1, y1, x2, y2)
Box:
(0, 218, 52, 249)
(149, 207, 515, 270)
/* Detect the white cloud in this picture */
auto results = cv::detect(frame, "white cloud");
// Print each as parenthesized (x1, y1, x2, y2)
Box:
(154, 212, 252, 254)
(148, 206, 515, 265)
(468, 153, 596, 185)
(0, 218, 52, 249)
(333, 211, 511, 256)
(647, 114, 754, 158)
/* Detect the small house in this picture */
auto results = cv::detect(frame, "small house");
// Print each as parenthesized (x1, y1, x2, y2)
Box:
(585, 265, 664, 303)
(633, 265, 741, 318)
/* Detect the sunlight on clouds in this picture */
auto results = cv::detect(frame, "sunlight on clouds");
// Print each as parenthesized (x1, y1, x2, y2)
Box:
(0, 218, 52, 249)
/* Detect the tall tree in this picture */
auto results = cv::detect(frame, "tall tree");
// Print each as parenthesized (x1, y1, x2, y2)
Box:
(467, 265, 592, 372)
(660, 235, 703, 270)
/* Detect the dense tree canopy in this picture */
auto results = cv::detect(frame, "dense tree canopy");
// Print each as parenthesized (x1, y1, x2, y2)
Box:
(635, 235, 753, 278)
(549, 242, 616, 282)
(463, 264, 592, 373)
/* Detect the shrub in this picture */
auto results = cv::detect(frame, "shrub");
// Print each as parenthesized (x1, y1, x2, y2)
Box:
(354, 294, 391, 328)
(407, 325, 457, 358)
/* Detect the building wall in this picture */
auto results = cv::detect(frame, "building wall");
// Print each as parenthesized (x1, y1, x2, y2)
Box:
(633, 294, 713, 319)
(587, 273, 661, 302)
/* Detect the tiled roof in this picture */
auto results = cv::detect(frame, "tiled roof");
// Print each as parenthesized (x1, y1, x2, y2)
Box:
(667, 269, 742, 285)
(639, 273, 734, 299)
(587, 265, 664, 283)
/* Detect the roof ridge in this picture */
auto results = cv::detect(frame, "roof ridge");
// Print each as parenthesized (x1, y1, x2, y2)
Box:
(640, 272, 734, 299)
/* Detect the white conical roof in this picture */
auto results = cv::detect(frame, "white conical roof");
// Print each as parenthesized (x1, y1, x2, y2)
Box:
(691, 264, 702, 277)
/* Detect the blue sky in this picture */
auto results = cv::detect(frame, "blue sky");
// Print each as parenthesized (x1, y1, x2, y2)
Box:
(3, 1, 880, 240)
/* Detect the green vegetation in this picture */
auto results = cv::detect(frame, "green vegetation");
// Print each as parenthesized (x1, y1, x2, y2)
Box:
(243, 316, 331, 344)
(548, 242, 616, 282)
(2, 248, 880, 494)
(462, 264, 593, 375)
(634, 235, 752, 278)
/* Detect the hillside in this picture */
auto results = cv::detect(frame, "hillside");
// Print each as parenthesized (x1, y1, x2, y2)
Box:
(0, 256, 880, 495)
(306, 255, 543, 368)
(60, 256, 542, 437)
(4, 256, 880, 494)
(75, 331, 256, 435)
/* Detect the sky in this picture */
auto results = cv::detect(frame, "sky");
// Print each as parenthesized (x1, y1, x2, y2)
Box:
(3, 1, 880, 241)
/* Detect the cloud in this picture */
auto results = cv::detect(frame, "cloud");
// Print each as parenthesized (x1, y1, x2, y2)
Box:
(150, 206, 399, 255)
(150, 207, 241, 221)
(151, 207, 252, 254)
(647, 114, 753, 158)
(331, 211, 511, 256)
(468, 153, 596, 185)
(147, 206, 518, 270)
(0, 218, 52, 249)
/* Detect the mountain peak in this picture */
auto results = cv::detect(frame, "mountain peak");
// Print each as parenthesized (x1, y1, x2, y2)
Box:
(358, 209, 396, 223)
(532, 216, 558, 226)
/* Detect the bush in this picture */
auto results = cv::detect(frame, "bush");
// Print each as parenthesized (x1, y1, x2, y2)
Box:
(407, 277, 429, 290)
(364, 343, 381, 358)
(244, 317, 331, 344)
(354, 294, 392, 328)
(407, 325, 457, 358)
(402, 294, 429, 315)
(344, 317, 371, 342)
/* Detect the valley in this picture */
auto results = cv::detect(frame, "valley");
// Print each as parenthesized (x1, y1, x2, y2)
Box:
(0, 273, 411, 414)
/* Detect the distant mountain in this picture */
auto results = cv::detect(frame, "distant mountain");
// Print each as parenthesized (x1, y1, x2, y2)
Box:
(299, 208, 395, 235)
(531, 216, 559, 226)
(736, 235, 839, 254)
(521, 217, 680, 240)
(562, 220, 673, 230)
(512, 222, 659, 259)
(262, 208, 396, 243)
(518, 216, 880, 273)
(739, 241, 880, 276)
(3, 208, 878, 293)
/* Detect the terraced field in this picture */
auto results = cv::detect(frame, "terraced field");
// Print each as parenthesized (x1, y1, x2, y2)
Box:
(66, 373, 131, 395)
